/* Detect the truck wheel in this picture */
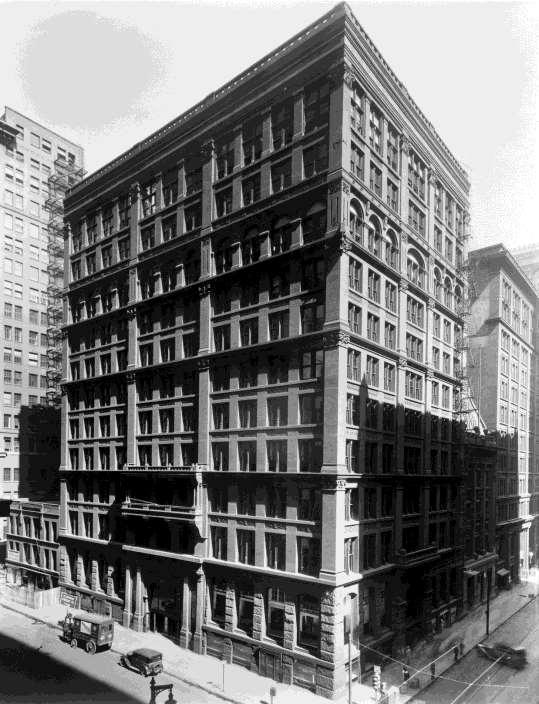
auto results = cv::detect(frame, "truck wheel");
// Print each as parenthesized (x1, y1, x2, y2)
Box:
(70, 638, 78, 648)
(85, 640, 96, 655)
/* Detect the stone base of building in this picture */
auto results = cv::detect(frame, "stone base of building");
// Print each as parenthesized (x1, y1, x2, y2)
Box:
(204, 627, 346, 699)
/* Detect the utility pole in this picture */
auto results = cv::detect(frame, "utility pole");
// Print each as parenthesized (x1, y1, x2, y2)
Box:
(485, 567, 491, 636)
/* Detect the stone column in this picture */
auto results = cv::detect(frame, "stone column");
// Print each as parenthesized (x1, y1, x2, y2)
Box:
(260, 109, 272, 198)
(201, 141, 215, 227)
(427, 167, 436, 246)
(122, 564, 132, 628)
(317, 586, 346, 698)
(291, 89, 304, 185)
(179, 576, 191, 647)
(192, 567, 205, 653)
(320, 478, 347, 579)
(129, 182, 140, 256)
(328, 63, 353, 175)
(252, 581, 265, 641)
(399, 134, 410, 226)
(132, 566, 144, 631)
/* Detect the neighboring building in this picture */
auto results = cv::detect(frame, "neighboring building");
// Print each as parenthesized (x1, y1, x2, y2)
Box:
(512, 243, 539, 566)
(5, 500, 59, 600)
(60, 3, 469, 697)
(468, 244, 536, 586)
(461, 430, 497, 611)
(0, 107, 84, 550)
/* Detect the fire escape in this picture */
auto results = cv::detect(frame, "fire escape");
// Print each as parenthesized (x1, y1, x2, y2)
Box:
(43, 157, 84, 405)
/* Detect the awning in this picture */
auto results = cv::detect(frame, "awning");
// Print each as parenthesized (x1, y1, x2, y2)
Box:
(464, 570, 479, 577)
(496, 568, 510, 577)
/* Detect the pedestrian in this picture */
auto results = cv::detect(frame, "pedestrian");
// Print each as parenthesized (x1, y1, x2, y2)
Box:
(402, 664, 410, 682)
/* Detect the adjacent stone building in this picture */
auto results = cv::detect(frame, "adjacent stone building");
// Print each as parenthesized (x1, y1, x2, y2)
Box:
(468, 244, 536, 586)
(59, 3, 469, 697)
(512, 243, 539, 567)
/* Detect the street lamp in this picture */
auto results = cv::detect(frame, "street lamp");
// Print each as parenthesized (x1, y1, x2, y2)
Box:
(148, 677, 176, 704)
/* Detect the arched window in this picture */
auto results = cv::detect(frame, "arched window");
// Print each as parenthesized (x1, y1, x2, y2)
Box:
(384, 229, 398, 269)
(241, 227, 260, 265)
(302, 202, 326, 244)
(433, 268, 442, 302)
(444, 277, 453, 308)
(368, 216, 382, 257)
(271, 217, 292, 255)
(407, 250, 425, 287)
(349, 200, 364, 242)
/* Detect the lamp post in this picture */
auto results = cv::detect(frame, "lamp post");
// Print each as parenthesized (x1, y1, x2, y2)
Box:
(149, 677, 176, 704)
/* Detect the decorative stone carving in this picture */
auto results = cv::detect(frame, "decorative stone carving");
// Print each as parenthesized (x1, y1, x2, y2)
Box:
(336, 479, 347, 490)
(129, 182, 140, 203)
(427, 296, 436, 309)
(200, 140, 215, 159)
(398, 357, 408, 368)
(198, 281, 212, 297)
(398, 281, 409, 292)
(197, 358, 210, 371)
(428, 166, 438, 184)
(125, 371, 136, 384)
(400, 133, 411, 155)
(323, 330, 350, 348)
(126, 306, 137, 320)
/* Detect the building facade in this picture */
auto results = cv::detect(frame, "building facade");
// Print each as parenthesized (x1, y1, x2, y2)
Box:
(5, 500, 59, 597)
(461, 430, 497, 610)
(512, 244, 539, 566)
(468, 245, 536, 586)
(60, 4, 469, 697)
(0, 107, 84, 549)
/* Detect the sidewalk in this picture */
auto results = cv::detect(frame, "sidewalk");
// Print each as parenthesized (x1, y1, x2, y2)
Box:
(0, 594, 375, 704)
(2, 580, 536, 704)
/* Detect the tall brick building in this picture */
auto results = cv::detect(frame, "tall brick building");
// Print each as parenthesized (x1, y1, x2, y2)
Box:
(0, 108, 83, 551)
(59, 3, 469, 696)
(468, 245, 536, 585)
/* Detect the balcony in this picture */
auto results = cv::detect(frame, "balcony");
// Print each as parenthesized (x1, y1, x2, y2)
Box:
(120, 464, 199, 474)
(395, 543, 438, 568)
(121, 496, 204, 538)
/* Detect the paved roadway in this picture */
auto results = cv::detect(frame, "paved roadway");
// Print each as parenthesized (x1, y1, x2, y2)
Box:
(411, 594, 539, 704)
(0, 606, 225, 703)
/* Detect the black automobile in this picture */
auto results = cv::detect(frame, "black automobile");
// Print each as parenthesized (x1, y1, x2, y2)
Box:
(477, 642, 527, 670)
(121, 648, 164, 676)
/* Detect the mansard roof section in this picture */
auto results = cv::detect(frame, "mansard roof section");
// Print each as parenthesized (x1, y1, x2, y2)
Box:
(469, 243, 538, 303)
(342, 5, 469, 196)
(66, 3, 348, 202)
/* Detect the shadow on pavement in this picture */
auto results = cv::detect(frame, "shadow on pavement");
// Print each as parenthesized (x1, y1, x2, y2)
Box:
(0, 629, 137, 703)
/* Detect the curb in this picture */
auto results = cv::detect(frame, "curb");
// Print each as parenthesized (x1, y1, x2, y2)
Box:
(0, 600, 243, 704)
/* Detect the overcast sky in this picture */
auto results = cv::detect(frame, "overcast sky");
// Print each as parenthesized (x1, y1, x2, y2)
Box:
(1, 0, 537, 251)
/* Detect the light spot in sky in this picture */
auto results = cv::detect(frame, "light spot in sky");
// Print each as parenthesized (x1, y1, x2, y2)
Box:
(18, 11, 164, 131)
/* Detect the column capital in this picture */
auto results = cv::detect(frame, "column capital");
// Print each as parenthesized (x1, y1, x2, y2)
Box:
(126, 371, 136, 384)
(200, 140, 215, 159)
(323, 330, 350, 348)
(328, 178, 351, 195)
(129, 182, 140, 203)
(398, 357, 408, 369)
(328, 61, 355, 89)
(126, 305, 137, 320)
(198, 281, 212, 297)
(400, 132, 411, 155)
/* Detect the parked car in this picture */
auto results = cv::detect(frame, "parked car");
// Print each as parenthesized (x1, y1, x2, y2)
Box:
(477, 642, 527, 669)
(62, 612, 114, 654)
(121, 648, 163, 676)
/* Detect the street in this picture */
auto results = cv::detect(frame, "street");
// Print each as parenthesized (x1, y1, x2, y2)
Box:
(411, 594, 539, 703)
(0, 606, 225, 703)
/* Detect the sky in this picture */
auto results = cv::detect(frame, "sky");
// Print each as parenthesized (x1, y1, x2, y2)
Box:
(1, 0, 537, 251)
